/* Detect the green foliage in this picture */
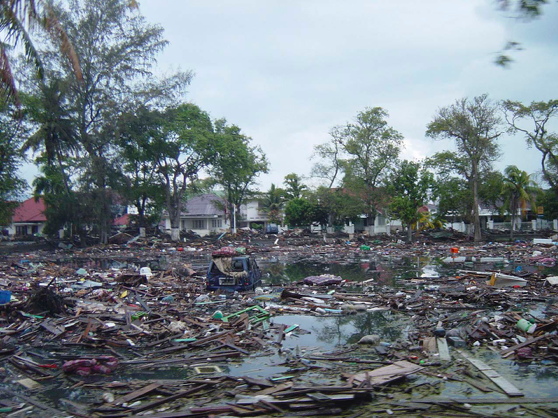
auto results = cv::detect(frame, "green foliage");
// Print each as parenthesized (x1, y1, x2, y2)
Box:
(501, 165, 540, 239)
(117, 105, 166, 226)
(340, 107, 403, 219)
(27, 0, 191, 243)
(283, 173, 307, 200)
(260, 184, 284, 224)
(426, 94, 503, 241)
(432, 177, 470, 220)
(313, 186, 364, 226)
(211, 119, 268, 226)
(479, 170, 505, 213)
(0, 0, 82, 102)
(387, 160, 434, 242)
(284, 198, 313, 227)
(0, 98, 27, 224)
(32, 163, 90, 237)
(503, 99, 558, 190)
(284, 197, 328, 227)
(537, 189, 558, 220)
(311, 129, 344, 188)
(151, 103, 217, 231)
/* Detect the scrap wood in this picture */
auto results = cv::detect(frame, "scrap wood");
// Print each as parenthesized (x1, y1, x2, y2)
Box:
(0, 387, 65, 416)
(437, 337, 451, 361)
(398, 397, 558, 405)
(40, 319, 65, 336)
(189, 330, 232, 347)
(500, 334, 550, 358)
(112, 382, 161, 405)
(458, 350, 523, 397)
(254, 382, 293, 396)
(127, 384, 209, 414)
(242, 376, 274, 387)
(347, 360, 423, 386)
(307, 355, 392, 365)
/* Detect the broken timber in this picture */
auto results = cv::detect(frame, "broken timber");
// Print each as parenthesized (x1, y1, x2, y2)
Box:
(458, 350, 523, 397)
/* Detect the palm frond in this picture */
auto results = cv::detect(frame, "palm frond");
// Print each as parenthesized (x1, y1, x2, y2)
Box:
(0, 44, 19, 104)
(44, 6, 82, 81)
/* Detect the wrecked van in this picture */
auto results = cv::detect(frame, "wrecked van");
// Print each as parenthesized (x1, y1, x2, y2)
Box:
(206, 252, 262, 291)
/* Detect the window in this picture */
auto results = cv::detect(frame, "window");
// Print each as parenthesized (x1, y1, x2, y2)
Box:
(16, 226, 28, 235)
(32, 225, 39, 234)
(212, 219, 222, 228)
(193, 219, 205, 229)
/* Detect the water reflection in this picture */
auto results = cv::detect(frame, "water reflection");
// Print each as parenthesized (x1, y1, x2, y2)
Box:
(260, 256, 448, 287)
(274, 312, 405, 350)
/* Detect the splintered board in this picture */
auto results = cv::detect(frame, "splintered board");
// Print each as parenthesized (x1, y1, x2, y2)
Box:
(349, 360, 423, 386)
(457, 350, 523, 397)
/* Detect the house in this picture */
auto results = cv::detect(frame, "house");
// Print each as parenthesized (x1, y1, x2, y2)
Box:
(5, 197, 47, 237)
(161, 193, 229, 237)
(238, 199, 274, 229)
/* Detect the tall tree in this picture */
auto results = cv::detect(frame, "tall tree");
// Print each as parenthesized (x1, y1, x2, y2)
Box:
(117, 105, 165, 227)
(260, 183, 284, 224)
(21, 78, 78, 195)
(211, 119, 268, 228)
(34, 0, 190, 243)
(387, 160, 434, 243)
(0, 97, 27, 225)
(340, 107, 403, 225)
(426, 94, 503, 242)
(151, 104, 216, 241)
(314, 186, 364, 227)
(311, 127, 344, 188)
(501, 165, 539, 240)
(283, 173, 307, 200)
(502, 100, 558, 191)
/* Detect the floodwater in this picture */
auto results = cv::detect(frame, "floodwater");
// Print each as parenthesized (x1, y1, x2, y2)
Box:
(9, 254, 558, 416)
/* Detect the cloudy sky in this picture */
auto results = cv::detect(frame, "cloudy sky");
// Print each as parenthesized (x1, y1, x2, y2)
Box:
(21, 0, 558, 191)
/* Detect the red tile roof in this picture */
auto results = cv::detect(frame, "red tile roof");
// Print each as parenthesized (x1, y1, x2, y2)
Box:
(113, 214, 129, 226)
(12, 197, 47, 223)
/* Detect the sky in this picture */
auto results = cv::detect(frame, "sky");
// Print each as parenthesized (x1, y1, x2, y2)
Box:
(20, 0, 558, 191)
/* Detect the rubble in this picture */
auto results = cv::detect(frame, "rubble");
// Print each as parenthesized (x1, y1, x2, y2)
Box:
(1, 232, 558, 416)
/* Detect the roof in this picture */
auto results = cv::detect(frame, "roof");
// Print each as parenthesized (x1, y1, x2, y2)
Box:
(11, 197, 47, 223)
(184, 193, 226, 217)
(113, 214, 129, 226)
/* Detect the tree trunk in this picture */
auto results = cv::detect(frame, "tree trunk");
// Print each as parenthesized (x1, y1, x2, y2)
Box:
(472, 161, 482, 242)
(510, 198, 517, 241)
(407, 223, 413, 243)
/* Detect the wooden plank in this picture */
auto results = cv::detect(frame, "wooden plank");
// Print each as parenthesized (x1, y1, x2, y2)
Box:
(242, 376, 274, 388)
(457, 350, 523, 397)
(349, 360, 423, 386)
(254, 382, 293, 396)
(128, 384, 208, 414)
(437, 337, 451, 361)
(500, 334, 549, 357)
(113, 383, 161, 405)
(398, 397, 558, 405)
(40, 320, 65, 336)
(422, 337, 437, 353)
(189, 331, 231, 347)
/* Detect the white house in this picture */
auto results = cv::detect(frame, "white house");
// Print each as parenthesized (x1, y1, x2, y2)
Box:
(162, 193, 229, 237)
(3, 197, 47, 238)
(238, 199, 272, 229)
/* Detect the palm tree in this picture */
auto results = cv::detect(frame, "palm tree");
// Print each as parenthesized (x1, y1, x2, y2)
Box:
(21, 78, 79, 193)
(1, 0, 82, 103)
(501, 165, 540, 240)
(260, 184, 284, 224)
